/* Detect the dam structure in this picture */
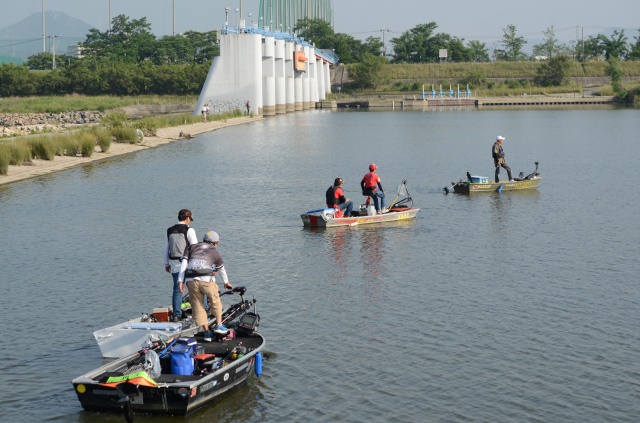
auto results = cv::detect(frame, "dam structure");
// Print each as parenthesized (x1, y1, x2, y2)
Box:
(195, 24, 339, 118)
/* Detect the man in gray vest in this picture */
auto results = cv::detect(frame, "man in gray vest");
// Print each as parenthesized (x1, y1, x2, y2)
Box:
(178, 231, 233, 341)
(163, 209, 198, 321)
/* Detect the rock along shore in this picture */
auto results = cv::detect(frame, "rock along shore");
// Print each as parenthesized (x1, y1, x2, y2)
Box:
(0, 116, 260, 186)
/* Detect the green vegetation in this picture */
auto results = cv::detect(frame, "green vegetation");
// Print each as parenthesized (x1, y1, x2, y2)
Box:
(0, 95, 197, 114)
(0, 109, 243, 176)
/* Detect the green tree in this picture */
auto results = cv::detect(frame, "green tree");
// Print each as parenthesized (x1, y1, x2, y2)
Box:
(467, 40, 490, 62)
(332, 33, 359, 64)
(598, 30, 629, 60)
(532, 26, 563, 58)
(391, 22, 439, 63)
(606, 57, 628, 101)
(534, 54, 572, 86)
(25, 52, 75, 70)
(629, 28, 640, 60)
(362, 36, 384, 58)
(349, 53, 386, 88)
(294, 18, 334, 48)
(0, 64, 36, 96)
(498, 24, 527, 61)
(577, 35, 605, 61)
(82, 15, 156, 63)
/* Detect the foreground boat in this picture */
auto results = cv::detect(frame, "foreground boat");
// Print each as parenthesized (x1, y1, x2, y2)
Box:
(301, 179, 420, 228)
(94, 290, 237, 358)
(74, 287, 264, 418)
(444, 162, 541, 194)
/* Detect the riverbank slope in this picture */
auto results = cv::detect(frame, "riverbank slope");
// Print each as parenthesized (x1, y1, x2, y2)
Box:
(0, 116, 260, 186)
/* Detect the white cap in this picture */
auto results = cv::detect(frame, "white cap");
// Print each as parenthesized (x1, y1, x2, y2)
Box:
(203, 231, 219, 243)
(496, 135, 505, 140)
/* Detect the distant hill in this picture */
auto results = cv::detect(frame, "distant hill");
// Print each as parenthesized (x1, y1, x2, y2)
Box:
(0, 11, 92, 63)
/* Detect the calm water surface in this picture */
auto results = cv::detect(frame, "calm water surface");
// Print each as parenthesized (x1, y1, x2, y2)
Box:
(1, 107, 639, 422)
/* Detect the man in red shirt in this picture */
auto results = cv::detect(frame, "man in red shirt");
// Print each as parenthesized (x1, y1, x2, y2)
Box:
(361, 164, 386, 214)
(326, 177, 353, 217)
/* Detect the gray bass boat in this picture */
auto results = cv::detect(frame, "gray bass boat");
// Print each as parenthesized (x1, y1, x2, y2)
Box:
(73, 287, 264, 419)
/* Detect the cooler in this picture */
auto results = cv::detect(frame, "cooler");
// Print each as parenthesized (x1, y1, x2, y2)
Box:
(470, 176, 488, 184)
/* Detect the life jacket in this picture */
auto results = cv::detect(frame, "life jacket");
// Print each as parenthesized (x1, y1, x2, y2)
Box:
(326, 186, 338, 207)
(362, 172, 379, 188)
(167, 224, 190, 260)
(98, 370, 157, 388)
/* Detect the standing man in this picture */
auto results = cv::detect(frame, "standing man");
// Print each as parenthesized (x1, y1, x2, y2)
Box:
(177, 231, 232, 342)
(201, 103, 209, 122)
(492, 135, 514, 183)
(163, 209, 198, 322)
(361, 163, 387, 214)
(326, 177, 353, 217)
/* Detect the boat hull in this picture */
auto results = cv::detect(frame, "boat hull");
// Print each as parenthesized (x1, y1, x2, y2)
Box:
(453, 177, 541, 194)
(73, 333, 265, 416)
(301, 207, 420, 227)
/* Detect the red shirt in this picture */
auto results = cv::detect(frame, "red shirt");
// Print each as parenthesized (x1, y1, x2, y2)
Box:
(362, 172, 380, 189)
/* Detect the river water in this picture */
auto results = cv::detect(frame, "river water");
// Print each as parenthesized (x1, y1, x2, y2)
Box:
(1, 106, 639, 422)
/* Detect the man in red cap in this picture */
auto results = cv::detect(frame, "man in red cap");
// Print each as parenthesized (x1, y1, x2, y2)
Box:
(361, 163, 387, 214)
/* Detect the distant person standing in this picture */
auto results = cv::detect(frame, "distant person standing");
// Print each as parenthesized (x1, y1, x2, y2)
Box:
(201, 103, 209, 122)
(245, 100, 250, 115)
(163, 209, 198, 322)
(492, 135, 514, 183)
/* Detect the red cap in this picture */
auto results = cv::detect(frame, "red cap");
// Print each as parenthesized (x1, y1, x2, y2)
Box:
(369, 163, 377, 171)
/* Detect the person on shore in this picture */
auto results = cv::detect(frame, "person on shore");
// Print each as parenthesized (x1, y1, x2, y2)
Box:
(361, 163, 387, 214)
(177, 231, 232, 341)
(326, 177, 353, 218)
(201, 103, 209, 122)
(245, 100, 250, 115)
(163, 209, 198, 322)
(492, 135, 514, 183)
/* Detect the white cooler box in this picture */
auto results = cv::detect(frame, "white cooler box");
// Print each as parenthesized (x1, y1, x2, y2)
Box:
(93, 320, 183, 358)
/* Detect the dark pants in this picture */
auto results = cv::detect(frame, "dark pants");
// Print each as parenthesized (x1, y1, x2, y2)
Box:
(495, 162, 513, 182)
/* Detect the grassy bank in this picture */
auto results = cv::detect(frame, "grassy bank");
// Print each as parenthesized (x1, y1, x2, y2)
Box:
(0, 109, 242, 175)
(379, 61, 640, 80)
(0, 94, 198, 114)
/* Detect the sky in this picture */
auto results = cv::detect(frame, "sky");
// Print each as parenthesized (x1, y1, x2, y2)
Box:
(1, 0, 639, 47)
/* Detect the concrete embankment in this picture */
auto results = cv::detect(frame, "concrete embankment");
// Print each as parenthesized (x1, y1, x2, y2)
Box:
(317, 95, 616, 110)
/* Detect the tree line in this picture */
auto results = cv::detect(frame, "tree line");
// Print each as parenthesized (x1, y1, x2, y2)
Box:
(1, 15, 639, 98)
(0, 15, 216, 97)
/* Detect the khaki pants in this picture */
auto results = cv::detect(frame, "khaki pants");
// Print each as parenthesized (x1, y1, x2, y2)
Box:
(186, 279, 221, 327)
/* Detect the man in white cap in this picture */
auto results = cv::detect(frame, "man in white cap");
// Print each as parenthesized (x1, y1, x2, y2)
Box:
(178, 230, 233, 341)
(492, 135, 514, 183)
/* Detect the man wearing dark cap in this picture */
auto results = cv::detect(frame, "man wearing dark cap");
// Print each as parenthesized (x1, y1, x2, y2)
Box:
(177, 231, 233, 342)
(163, 209, 198, 322)
(492, 136, 514, 183)
(326, 177, 353, 217)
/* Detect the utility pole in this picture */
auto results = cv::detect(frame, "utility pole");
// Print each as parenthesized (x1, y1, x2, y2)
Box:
(50, 34, 56, 69)
(42, 0, 46, 52)
(380, 28, 389, 57)
(173, 0, 176, 36)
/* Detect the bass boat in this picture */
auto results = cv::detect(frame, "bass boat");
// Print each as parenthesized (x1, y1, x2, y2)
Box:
(73, 287, 264, 419)
(301, 179, 420, 228)
(444, 162, 541, 194)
